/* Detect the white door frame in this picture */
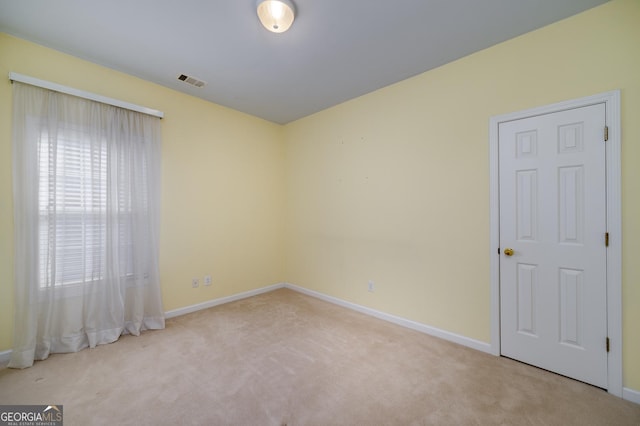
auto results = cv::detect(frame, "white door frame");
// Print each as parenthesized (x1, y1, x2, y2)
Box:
(489, 90, 622, 397)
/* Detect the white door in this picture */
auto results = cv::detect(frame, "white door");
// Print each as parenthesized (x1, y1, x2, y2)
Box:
(499, 103, 608, 388)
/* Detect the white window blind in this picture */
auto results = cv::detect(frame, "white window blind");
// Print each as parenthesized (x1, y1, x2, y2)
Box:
(38, 124, 150, 288)
(39, 125, 104, 286)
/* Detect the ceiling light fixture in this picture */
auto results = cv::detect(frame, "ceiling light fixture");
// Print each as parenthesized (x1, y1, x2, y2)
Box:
(256, 0, 296, 33)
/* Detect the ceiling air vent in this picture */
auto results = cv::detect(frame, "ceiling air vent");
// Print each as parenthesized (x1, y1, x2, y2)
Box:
(177, 74, 206, 88)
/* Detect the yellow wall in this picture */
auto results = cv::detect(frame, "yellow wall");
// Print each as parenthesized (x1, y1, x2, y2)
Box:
(1, 0, 639, 392)
(0, 34, 286, 350)
(284, 0, 640, 390)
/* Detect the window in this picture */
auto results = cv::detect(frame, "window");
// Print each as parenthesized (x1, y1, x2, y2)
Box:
(38, 125, 107, 287)
(37, 125, 141, 288)
(10, 80, 165, 368)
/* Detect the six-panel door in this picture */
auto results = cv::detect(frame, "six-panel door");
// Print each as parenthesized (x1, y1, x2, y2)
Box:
(499, 103, 608, 388)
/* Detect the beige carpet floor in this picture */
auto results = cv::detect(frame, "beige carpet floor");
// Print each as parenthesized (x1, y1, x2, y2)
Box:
(0, 288, 639, 425)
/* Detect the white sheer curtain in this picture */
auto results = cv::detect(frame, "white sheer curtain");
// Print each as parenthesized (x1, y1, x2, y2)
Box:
(10, 82, 165, 368)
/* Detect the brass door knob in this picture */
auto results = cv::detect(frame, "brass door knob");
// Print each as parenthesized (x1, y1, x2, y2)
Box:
(504, 248, 514, 256)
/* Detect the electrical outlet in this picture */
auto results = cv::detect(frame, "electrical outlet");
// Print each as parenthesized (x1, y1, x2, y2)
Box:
(368, 280, 375, 292)
(192, 278, 199, 288)
(204, 275, 212, 286)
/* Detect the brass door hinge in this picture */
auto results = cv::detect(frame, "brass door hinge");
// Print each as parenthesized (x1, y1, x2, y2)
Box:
(604, 126, 609, 142)
(606, 337, 610, 353)
(605, 232, 609, 247)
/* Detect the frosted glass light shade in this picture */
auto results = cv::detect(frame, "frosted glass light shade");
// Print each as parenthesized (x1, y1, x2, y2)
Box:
(256, 0, 295, 33)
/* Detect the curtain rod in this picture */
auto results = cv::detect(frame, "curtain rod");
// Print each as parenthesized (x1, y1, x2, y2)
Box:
(8, 72, 164, 119)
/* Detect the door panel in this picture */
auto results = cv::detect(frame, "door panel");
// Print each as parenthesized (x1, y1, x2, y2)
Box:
(499, 103, 607, 388)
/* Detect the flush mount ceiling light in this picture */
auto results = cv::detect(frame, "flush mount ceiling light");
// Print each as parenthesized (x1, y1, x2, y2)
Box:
(256, 0, 296, 33)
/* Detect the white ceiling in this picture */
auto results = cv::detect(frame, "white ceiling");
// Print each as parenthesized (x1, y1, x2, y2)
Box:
(0, 0, 608, 124)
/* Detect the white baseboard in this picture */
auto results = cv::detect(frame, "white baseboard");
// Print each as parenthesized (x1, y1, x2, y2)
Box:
(283, 283, 640, 406)
(283, 282, 493, 354)
(623, 387, 640, 405)
(164, 281, 491, 354)
(3, 281, 639, 406)
(0, 349, 11, 366)
(0, 283, 287, 367)
(164, 282, 285, 319)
